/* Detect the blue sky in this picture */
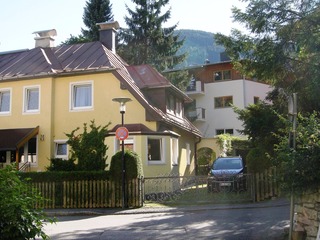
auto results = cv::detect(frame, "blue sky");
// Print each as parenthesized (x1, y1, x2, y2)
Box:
(0, 0, 246, 52)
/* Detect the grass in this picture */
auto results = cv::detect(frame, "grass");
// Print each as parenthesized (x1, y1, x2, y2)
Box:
(144, 184, 253, 207)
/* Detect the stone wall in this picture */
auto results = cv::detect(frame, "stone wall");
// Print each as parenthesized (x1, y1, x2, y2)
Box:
(294, 190, 320, 240)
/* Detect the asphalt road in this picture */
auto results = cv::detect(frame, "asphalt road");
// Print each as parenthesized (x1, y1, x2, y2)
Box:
(40, 199, 290, 240)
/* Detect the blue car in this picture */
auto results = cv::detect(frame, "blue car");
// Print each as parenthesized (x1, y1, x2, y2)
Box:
(207, 156, 246, 193)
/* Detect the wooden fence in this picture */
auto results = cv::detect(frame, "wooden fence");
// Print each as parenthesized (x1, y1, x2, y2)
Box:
(31, 178, 143, 209)
(253, 167, 280, 202)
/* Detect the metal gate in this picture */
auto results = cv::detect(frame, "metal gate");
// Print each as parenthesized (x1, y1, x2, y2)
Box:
(143, 174, 254, 204)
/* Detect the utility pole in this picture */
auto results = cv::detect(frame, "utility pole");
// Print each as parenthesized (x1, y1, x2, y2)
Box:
(288, 93, 297, 240)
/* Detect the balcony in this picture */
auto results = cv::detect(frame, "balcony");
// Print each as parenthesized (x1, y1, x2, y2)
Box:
(186, 80, 204, 96)
(186, 107, 206, 122)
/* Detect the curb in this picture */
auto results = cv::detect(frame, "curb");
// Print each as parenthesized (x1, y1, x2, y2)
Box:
(45, 198, 290, 217)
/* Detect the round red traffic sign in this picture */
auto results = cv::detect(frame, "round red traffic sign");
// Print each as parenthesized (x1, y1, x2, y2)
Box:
(115, 127, 129, 140)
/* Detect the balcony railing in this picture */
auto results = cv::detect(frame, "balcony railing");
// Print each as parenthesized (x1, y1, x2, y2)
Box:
(186, 81, 204, 95)
(186, 107, 206, 122)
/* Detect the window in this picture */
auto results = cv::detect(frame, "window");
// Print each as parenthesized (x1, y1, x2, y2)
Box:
(167, 95, 175, 114)
(147, 137, 165, 164)
(70, 81, 93, 110)
(54, 141, 68, 159)
(216, 129, 234, 135)
(214, 70, 231, 81)
(23, 86, 40, 113)
(115, 137, 134, 152)
(254, 96, 260, 104)
(167, 94, 183, 117)
(186, 143, 191, 165)
(0, 89, 10, 114)
(171, 138, 179, 166)
(176, 100, 182, 117)
(214, 96, 233, 108)
(20, 137, 37, 165)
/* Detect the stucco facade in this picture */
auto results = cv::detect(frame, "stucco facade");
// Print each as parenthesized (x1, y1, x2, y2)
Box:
(184, 61, 272, 157)
(0, 22, 201, 177)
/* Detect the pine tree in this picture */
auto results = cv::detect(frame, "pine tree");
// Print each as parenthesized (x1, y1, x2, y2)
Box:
(62, 0, 113, 44)
(82, 0, 114, 41)
(119, 0, 188, 89)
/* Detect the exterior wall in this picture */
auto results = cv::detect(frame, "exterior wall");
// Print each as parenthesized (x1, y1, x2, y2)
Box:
(197, 138, 222, 157)
(193, 79, 271, 138)
(52, 72, 153, 171)
(1, 71, 198, 177)
(0, 77, 54, 171)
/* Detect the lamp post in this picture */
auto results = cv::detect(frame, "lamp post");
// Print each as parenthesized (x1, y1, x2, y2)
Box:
(112, 97, 132, 209)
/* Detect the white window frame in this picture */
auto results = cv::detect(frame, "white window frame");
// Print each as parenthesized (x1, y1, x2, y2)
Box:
(23, 85, 40, 114)
(147, 137, 165, 165)
(166, 95, 175, 115)
(20, 137, 38, 166)
(186, 143, 191, 165)
(0, 88, 11, 115)
(70, 81, 93, 111)
(176, 100, 183, 118)
(54, 140, 68, 159)
(171, 137, 179, 166)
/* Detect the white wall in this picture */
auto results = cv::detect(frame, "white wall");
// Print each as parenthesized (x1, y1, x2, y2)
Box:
(193, 79, 272, 138)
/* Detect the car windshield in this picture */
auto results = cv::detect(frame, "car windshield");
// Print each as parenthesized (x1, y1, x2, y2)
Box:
(213, 158, 242, 170)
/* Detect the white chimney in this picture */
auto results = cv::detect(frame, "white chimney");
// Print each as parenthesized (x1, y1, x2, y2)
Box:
(97, 21, 119, 53)
(33, 29, 57, 48)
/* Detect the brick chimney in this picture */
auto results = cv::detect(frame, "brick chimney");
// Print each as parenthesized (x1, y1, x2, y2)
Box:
(97, 21, 119, 53)
(33, 29, 57, 48)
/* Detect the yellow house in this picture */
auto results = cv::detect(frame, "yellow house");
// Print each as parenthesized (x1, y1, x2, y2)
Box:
(0, 22, 201, 177)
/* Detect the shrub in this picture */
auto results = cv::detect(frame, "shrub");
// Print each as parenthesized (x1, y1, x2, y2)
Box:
(246, 148, 271, 173)
(46, 158, 76, 171)
(0, 165, 54, 239)
(66, 120, 110, 171)
(109, 150, 143, 180)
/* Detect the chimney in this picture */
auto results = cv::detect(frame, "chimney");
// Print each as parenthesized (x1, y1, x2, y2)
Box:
(97, 21, 119, 53)
(33, 29, 57, 48)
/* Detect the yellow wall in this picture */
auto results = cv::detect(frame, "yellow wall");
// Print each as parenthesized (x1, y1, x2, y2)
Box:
(197, 137, 222, 157)
(0, 77, 54, 170)
(0, 71, 198, 177)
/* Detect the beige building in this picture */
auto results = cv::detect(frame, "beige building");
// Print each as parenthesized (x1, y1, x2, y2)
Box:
(0, 22, 201, 177)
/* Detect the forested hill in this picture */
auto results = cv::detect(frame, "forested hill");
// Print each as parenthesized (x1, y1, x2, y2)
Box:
(174, 29, 225, 67)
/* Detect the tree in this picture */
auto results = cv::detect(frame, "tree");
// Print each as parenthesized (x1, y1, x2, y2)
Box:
(0, 165, 54, 239)
(215, 0, 320, 113)
(274, 112, 320, 192)
(66, 120, 110, 171)
(61, 0, 113, 44)
(233, 102, 286, 172)
(119, 0, 189, 89)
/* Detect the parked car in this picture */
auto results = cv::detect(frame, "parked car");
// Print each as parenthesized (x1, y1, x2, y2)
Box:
(207, 156, 246, 193)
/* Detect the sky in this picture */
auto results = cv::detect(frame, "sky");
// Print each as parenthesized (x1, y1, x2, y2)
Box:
(0, 0, 246, 52)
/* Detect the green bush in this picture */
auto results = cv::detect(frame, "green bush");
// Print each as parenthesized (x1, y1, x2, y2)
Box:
(246, 148, 271, 173)
(66, 120, 110, 171)
(109, 150, 143, 180)
(0, 165, 54, 239)
(46, 158, 76, 171)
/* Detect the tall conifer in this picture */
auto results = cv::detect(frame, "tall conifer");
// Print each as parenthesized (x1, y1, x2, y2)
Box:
(62, 0, 113, 44)
(119, 0, 189, 89)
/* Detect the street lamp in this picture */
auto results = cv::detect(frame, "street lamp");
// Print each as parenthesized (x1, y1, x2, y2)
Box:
(112, 97, 132, 208)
